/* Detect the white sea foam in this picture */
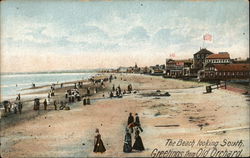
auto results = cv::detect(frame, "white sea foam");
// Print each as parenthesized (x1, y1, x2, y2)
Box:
(1, 72, 96, 100)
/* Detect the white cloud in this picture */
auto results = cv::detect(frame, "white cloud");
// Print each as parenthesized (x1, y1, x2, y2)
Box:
(1, 1, 248, 72)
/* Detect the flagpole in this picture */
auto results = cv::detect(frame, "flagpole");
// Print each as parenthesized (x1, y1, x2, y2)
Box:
(202, 36, 205, 49)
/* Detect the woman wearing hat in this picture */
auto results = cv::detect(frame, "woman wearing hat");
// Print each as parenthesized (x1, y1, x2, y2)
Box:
(123, 128, 132, 153)
(132, 128, 145, 151)
(93, 128, 106, 153)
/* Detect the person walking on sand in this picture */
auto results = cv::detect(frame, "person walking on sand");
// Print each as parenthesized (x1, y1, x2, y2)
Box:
(135, 113, 143, 132)
(128, 113, 135, 133)
(44, 99, 47, 110)
(123, 128, 132, 153)
(13, 103, 18, 114)
(16, 93, 21, 101)
(110, 91, 114, 98)
(132, 128, 145, 151)
(127, 113, 134, 125)
(48, 92, 51, 99)
(65, 91, 68, 98)
(93, 128, 106, 153)
(83, 98, 86, 105)
(118, 85, 121, 95)
(116, 89, 119, 97)
(87, 87, 90, 96)
(18, 102, 23, 114)
(54, 100, 57, 110)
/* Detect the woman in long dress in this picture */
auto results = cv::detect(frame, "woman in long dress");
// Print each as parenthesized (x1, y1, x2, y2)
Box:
(123, 128, 132, 153)
(93, 128, 106, 153)
(132, 128, 145, 151)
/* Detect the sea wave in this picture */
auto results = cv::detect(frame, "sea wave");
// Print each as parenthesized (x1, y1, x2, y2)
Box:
(0, 72, 96, 100)
(1, 72, 95, 78)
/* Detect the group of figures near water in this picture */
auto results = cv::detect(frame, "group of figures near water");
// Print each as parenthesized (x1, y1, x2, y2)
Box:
(2, 93, 23, 115)
(93, 113, 145, 154)
(109, 83, 133, 98)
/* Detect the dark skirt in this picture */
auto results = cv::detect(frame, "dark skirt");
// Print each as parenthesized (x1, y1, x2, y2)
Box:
(123, 143, 132, 153)
(93, 139, 106, 153)
(132, 136, 145, 151)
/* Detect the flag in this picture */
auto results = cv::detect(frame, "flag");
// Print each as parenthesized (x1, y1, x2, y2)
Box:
(203, 33, 212, 41)
(169, 53, 175, 58)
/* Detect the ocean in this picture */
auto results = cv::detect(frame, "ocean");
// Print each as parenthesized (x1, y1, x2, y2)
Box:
(0, 72, 96, 100)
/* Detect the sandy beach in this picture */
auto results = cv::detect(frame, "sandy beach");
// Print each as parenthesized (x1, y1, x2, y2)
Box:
(1, 73, 249, 157)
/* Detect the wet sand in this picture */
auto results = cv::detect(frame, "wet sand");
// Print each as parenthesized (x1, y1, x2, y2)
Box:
(1, 73, 249, 157)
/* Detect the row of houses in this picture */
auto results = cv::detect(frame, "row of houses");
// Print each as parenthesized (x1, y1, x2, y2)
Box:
(116, 63, 166, 75)
(165, 59, 193, 78)
(113, 48, 249, 82)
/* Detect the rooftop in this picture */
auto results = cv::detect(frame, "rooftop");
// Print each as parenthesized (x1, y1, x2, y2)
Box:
(215, 64, 250, 72)
(206, 53, 230, 59)
(194, 48, 214, 55)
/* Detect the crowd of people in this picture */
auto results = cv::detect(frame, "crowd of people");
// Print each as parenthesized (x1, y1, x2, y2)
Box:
(109, 83, 134, 99)
(2, 94, 23, 116)
(37, 80, 101, 111)
(109, 84, 123, 98)
(2, 75, 114, 115)
(65, 88, 81, 102)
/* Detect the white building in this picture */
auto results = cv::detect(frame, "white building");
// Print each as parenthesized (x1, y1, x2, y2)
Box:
(205, 52, 231, 65)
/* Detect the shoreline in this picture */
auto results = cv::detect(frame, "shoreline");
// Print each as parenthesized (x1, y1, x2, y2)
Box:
(2, 73, 249, 102)
(0, 73, 106, 102)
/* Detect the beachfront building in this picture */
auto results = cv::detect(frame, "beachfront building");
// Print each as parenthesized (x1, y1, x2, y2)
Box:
(165, 59, 193, 78)
(190, 48, 214, 77)
(193, 48, 214, 69)
(198, 63, 250, 81)
(205, 52, 231, 65)
(149, 64, 166, 76)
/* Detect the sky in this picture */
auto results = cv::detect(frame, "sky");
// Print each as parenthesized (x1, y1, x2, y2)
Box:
(1, 0, 249, 72)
